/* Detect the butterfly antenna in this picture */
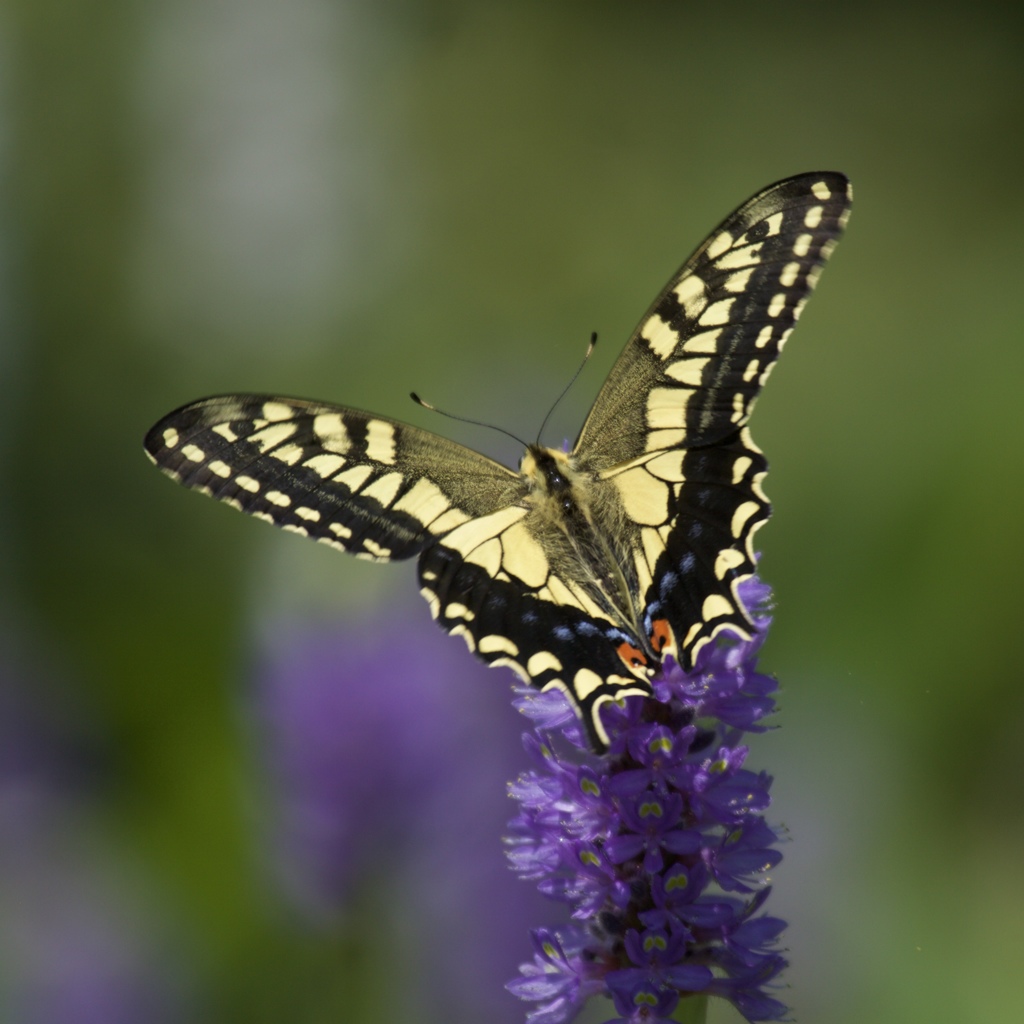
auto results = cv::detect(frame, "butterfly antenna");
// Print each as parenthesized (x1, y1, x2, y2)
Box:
(410, 392, 529, 449)
(535, 331, 597, 445)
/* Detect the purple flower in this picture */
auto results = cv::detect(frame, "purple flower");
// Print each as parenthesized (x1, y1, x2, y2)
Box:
(506, 577, 790, 1023)
(0, 653, 191, 1024)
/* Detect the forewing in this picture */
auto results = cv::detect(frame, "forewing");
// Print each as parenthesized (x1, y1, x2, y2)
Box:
(574, 172, 851, 468)
(144, 394, 520, 561)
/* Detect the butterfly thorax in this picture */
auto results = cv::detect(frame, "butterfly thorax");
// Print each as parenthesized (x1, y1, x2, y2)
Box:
(519, 445, 647, 648)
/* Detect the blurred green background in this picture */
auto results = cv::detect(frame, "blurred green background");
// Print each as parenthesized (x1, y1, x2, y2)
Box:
(2, 1, 1022, 1022)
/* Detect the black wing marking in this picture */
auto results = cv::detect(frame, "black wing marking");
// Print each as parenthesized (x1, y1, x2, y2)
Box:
(574, 172, 851, 469)
(419, 541, 649, 750)
(144, 394, 520, 562)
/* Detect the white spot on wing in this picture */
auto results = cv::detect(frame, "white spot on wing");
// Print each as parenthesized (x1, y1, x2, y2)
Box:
(162, 428, 179, 448)
(265, 490, 291, 507)
(236, 475, 259, 493)
(208, 460, 231, 478)
(811, 180, 831, 200)
(182, 444, 205, 462)
(804, 205, 823, 228)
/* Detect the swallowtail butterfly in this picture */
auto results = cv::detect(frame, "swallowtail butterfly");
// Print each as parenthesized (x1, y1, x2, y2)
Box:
(145, 172, 851, 750)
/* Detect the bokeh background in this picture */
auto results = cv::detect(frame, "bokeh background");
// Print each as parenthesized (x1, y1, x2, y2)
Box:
(2, 2, 1022, 1022)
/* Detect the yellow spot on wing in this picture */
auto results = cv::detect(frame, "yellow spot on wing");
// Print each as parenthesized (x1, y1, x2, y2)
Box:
(682, 328, 722, 355)
(527, 651, 563, 676)
(361, 472, 404, 507)
(393, 477, 451, 525)
(365, 419, 396, 465)
(646, 387, 689, 429)
(714, 548, 745, 579)
(251, 422, 297, 452)
(305, 453, 346, 478)
(699, 298, 734, 326)
(429, 508, 472, 534)
(479, 635, 519, 657)
(664, 358, 708, 388)
(162, 428, 179, 448)
(442, 505, 526, 556)
(731, 456, 752, 484)
(262, 401, 294, 422)
(731, 500, 760, 537)
(573, 668, 604, 700)
(702, 593, 733, 621)
(208, 460, 231, 478)
(236, 475, 259, 493)
(334, 464, 372, 491)
(614, 467, 670, 526)
(271, 444, 304, 465)
(640, 316, 680, 360)
(499, 520, 549, 587)
(313, 414, 350, 455)
(704, 230, 733, 260)
(182, 444, 205, 462)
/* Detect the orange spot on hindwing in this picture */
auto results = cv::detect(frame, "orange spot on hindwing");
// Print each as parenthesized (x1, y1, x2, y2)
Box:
(649, 618, 673, 656)
(616, 641, 648, 673)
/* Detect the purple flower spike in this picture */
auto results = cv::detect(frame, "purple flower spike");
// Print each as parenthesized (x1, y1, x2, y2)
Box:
(506, 576, 789, 1023)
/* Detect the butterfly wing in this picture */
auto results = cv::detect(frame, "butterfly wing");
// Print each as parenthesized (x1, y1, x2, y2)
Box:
(577, 173, 852, 668)
(146, 393, 649, 749)
(144, 395, 521, 561)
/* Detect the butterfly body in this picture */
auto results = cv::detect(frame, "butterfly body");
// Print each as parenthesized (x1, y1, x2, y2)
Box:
(146, 172, 851, 749)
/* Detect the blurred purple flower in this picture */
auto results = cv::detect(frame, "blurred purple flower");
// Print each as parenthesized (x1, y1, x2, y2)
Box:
(0, 651, 190, 1024)
(506, 577, 790, 1024)
(252, 600, 549, 1024)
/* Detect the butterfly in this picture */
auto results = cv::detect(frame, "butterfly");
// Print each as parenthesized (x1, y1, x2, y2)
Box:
(145, 172, 851, 750)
